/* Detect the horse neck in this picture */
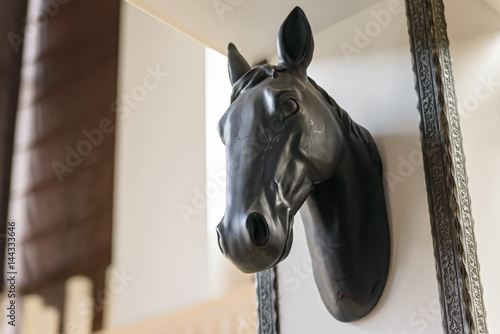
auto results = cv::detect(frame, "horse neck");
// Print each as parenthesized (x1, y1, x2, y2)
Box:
(295, 106, 390, 320)
(299, 130, 382, 242)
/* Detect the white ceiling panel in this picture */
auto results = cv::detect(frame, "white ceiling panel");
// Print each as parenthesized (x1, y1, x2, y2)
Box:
(125, 0, 382, 64)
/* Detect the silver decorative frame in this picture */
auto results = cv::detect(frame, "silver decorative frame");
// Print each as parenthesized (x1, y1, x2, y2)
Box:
(255, 0, 488, 333)
(405, 0, 487, 333)
(256, 268, 279, 334)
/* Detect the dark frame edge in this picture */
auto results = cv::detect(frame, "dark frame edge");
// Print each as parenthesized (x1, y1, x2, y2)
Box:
(256, 268, 279, 334)
(405, 0, 488, 333)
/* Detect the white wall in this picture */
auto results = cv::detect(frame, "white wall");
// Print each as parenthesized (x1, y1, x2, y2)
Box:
(276, 1, 442, 333)
(110, 3, 209, 329)
(444, 0, 500, 332)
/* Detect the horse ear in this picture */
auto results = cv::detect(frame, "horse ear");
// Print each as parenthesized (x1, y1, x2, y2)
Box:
(277, 7, 314, 77)
(228, 43, 251, 85)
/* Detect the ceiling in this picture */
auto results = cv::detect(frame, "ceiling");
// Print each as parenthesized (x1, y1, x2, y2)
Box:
(483, 0, 500, 13)
(124, 0, 381, 65)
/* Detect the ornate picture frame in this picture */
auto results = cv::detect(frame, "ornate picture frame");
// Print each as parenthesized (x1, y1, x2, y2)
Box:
(255, 0, 488, 333)
(405, 0, 487, 332)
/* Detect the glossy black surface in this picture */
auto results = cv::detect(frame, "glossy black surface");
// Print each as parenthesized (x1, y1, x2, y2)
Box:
(216, 7, 390, 322)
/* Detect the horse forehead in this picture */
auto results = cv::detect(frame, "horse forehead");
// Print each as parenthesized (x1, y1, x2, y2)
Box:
(269, 73, 306, 91)
(222, 74, 307, 125)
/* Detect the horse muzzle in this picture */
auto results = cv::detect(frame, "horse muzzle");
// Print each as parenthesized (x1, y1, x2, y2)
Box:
(216, 211, 293, 273)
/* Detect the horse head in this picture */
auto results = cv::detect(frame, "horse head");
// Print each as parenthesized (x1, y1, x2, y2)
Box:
(215, 7, 391, 323)
(215, 7, 344, 273)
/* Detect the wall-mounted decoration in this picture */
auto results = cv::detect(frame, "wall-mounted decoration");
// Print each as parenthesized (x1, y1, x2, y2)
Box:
(215, 7, 391, 322)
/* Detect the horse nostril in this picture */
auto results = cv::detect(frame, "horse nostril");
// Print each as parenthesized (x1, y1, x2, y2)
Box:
(216, 228, 225, 256)
(246, 212, 269, 247)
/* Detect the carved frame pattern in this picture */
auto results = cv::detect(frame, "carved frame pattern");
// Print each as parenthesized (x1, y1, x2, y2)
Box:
(255, 1, 488, 333)
(256, 268, 279, 334)
(405, 0, 488, 333)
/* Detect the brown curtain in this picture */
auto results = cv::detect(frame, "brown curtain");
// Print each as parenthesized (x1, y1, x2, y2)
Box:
(0, 0, 29, 291)
(9, 0, 121, 330)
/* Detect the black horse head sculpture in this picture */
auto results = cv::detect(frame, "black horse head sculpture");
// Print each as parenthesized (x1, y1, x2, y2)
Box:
(215, 7, 390, 322)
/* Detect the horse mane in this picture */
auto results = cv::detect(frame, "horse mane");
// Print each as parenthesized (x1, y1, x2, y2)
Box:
(230, 66, 382, 171)
(230, 65, 278, 103)
(307, 77, 383, 171)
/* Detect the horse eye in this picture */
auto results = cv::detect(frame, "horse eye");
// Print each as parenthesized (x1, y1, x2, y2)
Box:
(282, 98, 299, 118)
